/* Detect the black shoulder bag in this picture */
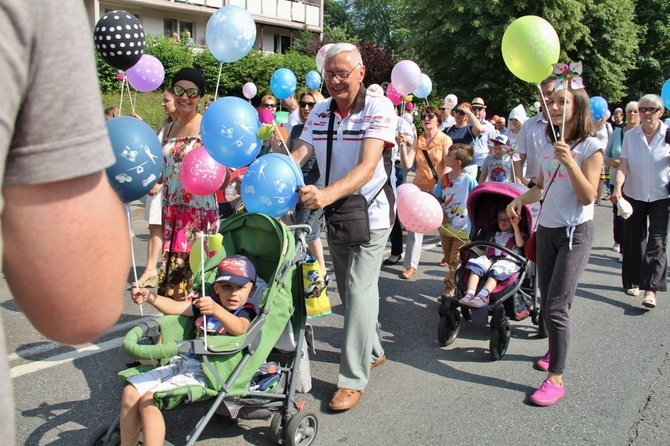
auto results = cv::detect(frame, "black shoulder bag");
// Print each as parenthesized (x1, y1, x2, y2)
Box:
(421, 149, 439, 183)
(322, 110, 386, 247)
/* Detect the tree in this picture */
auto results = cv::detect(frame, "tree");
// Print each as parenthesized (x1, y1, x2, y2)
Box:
(356, 41, 393, 86)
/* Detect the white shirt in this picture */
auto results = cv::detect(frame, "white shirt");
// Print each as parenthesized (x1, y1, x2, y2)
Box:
(517, 113, 549, 180)
(284, 109, 302, 137)
(621, 123, 670, 202)
(473, 119, 496, 167)
(439, 116, 456, 131)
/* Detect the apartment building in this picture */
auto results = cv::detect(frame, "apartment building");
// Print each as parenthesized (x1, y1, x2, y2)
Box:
(84, 0, 323, 54)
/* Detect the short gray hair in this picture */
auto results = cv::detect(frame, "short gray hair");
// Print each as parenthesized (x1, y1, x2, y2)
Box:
(638, 94, 664, 113)
(625, 101, 638, 113)
(325, 43, 362, 66)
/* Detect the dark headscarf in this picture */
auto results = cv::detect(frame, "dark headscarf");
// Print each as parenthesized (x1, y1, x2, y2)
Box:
(171, 67, 206, 95)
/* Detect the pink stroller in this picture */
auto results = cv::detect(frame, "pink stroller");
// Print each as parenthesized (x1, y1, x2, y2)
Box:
(437, 182, 545, 360)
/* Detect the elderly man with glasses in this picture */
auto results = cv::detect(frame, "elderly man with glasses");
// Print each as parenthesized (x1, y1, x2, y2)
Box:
(438, 102, 456, 131)
(470, 97, 497, 178)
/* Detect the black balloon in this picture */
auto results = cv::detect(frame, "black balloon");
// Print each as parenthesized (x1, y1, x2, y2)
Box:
(94, 10, 145, 71)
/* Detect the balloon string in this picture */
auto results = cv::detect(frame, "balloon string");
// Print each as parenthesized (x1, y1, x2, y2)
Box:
(199, 231, 207, 349)
(127, 83, 136, 115)
(126, 203, 143, 317)
(272, 123, 291, 156)
(214, 62, 223, 101)
(119, 75, 126, 115)
(537, 84, 558, 142)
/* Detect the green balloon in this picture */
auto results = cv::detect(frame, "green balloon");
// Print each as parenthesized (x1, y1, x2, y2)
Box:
(502, 16, 560, 84)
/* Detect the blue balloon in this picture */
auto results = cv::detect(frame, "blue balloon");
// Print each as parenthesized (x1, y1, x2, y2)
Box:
(590, 96, 608, 122)
(661, 78, 670, 109)
(305, 70, 321, 90)
(270, 68, 297, 100)
(106, 117, 163, 203)
(201, 97, 261, 169)
(205, 5, 257, 63)
(413, 74, 432, 99)
(241, 153, 304, 218)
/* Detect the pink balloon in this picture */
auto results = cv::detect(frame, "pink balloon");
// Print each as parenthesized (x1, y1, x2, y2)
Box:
(397, 191, 443, 234)
(316, 43, 334, 73)
(386, 83, 403, 106)
(126, 55, 165, 93)
(180, 146, 227, 196)
(391, 60, 422, 96)
(396, 183, 420, 202)
(243, 82, 257, 99)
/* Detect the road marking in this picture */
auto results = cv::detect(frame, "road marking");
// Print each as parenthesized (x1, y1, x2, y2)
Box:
(9, 316, 159, 378)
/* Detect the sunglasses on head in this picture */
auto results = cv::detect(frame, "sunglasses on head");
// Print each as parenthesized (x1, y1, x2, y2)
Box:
(262, 102, 277, 109)
(638, 107, 659, 114)
(299, 101, 316, 108)
(171, 85, 200, 99)
(421, 113, 436, 120)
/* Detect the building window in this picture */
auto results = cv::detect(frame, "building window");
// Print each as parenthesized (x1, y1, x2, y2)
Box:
(164, 19, 177, 37)
(274, 34, 292, 54)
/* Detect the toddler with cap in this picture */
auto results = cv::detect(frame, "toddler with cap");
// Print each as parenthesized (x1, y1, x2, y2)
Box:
(121, 255, 258, 445)
(479, 134, 514, 183)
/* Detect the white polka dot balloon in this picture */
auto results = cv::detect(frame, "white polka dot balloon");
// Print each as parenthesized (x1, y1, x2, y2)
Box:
(94, 10, 145, 71)
(126, 54, 165, 92)
(397, 191, 443, 234)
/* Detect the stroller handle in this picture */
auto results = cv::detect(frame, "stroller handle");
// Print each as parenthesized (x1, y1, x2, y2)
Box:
(122, 323, 180, 360)
(459, 240, 528, 266)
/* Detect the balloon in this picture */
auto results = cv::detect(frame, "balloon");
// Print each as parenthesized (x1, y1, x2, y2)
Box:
(241, 153, 304, 218)
(306, 71, 322, 90)
(396, 183, 420, 202)
(413, 74, 433, 99)
(94, 10, 146, 71)
(180, 146, 227, 196)
(105, 116, 163, 202)
(662, 78, 670, 109)
(270, 68, 297, 100)
(315, 43, 334, 73)
(242, 82, 257, 99)
(397, 191, 443, 234)
(189, 233, 224, 274)
(205, 5, 257, 63)
(590, 96, 608, 121)
(501, 16, 560, 83)
(604, 110, 612, 121)
(367, 84, 384, 96)
(533, 101, 542, 112)
(391, 60, 422, 96)
(405, 102, 414, 111)
(386, 83, 403, 106)
(445, 94, 458, 109)
(126, 54, 164, 92)
(201, 97, 261, 168)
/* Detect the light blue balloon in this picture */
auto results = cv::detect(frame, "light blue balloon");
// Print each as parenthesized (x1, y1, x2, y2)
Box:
(241, 153, 304, 218)
(201, 97, 261, 169)
(270, 68, 297, 100)
(306, 70, 321, 90)
(413, 73, 433, 99)
(661, 78, 670, 109)
(589, 96, 608, 122)
(205, 5, 257, 63)
(106, 116, 163, 203)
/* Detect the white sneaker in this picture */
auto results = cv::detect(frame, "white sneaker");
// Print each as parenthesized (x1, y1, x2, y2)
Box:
(626, 287, 640, 296)
(612, 243, 620, 252)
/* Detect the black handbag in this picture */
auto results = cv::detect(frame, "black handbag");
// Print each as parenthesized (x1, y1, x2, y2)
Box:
(322, 108, 385, 247)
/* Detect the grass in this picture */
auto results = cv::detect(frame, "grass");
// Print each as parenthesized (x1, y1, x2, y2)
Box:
(102, 90, 166, 131)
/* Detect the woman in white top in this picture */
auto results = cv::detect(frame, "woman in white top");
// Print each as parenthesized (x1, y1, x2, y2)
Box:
(507, 83, 603, 407)
(611, 94, 670, 308)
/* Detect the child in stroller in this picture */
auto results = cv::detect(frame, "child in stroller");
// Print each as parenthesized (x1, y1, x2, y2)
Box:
(458, 208, 526, 308)
(121, 255, 258, 446)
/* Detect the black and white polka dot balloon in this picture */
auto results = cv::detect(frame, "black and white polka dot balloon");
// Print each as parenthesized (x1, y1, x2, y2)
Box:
(94, 10, 145, 71)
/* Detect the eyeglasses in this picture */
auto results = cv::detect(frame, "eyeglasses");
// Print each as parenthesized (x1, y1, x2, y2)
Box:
(299, 101, 316, 108)
(324, 63, 361, 81)
(171, 85, 201, 99)
(439, 107, 448, 111)
(421, 113, 436, 120)
(638, 107, 660, 114)
(472, 106, 485, 111)
(454, 109, 466, 115)
(262, 103, 277, 109)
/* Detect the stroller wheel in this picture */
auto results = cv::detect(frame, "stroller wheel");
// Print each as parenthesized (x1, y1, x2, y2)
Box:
(86, 423, 120, 446)
(269, 412, 284, 444)
(285, 412, 318, 446)
(489, 317, 511, 361)
(437, 311, 461, 347)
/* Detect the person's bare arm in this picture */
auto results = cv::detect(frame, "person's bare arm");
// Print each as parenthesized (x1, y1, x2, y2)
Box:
(2, 171, 130, 345)
(291, 139, 315, 168)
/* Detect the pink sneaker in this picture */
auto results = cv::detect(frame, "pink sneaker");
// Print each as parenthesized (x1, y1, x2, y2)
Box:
(458, 292, 475, 306)
(467, 294, 489, 308)
(534, 351, 550, 371)
(529, 379, 564, 406)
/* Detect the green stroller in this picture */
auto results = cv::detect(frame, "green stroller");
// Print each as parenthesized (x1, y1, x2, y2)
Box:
(87, 212, 318, 446)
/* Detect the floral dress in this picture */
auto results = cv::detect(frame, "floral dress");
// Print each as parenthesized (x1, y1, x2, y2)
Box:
(158, 135, 219, 301)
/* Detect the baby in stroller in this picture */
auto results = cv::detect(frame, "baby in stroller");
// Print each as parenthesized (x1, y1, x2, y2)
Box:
(459, 208, 526, 308)
(122, 254, 259, 446)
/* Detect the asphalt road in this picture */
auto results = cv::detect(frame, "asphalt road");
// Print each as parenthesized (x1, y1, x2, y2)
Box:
(4, 200, 670, 446)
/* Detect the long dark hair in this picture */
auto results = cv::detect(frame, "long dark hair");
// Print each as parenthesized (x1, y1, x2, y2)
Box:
(545, 87, 592, 143)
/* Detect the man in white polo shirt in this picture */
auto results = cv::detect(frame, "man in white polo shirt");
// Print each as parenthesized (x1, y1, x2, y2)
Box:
(292, 43, 396, 411)
(470, 97, 496, 178)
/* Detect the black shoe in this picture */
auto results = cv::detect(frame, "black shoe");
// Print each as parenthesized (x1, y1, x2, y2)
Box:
(383, 254, 402, 265)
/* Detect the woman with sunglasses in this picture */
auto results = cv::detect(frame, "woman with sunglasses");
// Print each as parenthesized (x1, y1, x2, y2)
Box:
(158, 67, 219, 301)
(443, 102, 482, 178)
(507, 82, 603, 406)
(257, 95, 278, 156)
(397, 106, 452, 279)
(611, 94, 670, 308)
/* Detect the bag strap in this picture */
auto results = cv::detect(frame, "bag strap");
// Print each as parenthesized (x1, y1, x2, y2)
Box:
(324, 104, 387, 205)
(421, 149, 439, 182)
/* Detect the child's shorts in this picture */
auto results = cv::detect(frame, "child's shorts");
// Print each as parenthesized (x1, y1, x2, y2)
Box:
(127, 355, 206, 397)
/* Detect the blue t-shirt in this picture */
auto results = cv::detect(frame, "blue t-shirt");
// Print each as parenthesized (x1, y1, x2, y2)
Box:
(433, 171, 478, 239)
